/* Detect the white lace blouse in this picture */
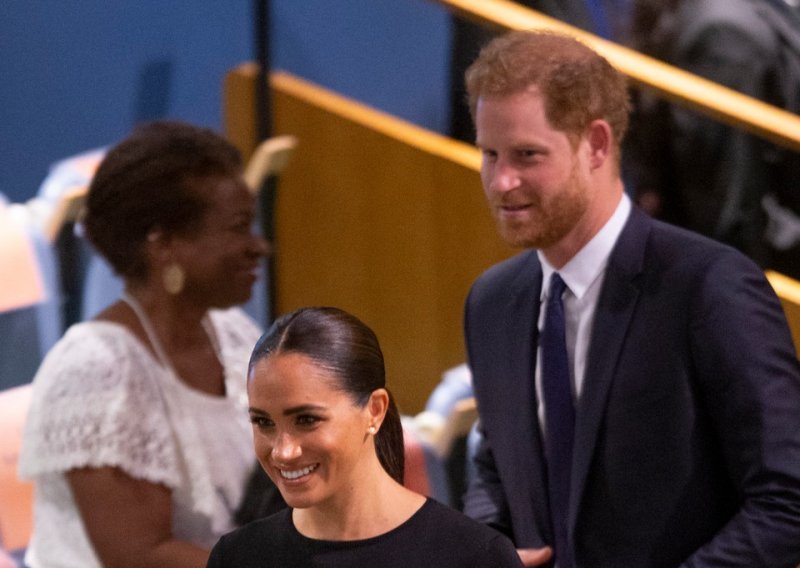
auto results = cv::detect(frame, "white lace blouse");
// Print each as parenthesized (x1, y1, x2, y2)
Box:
(18, 307, 262, 568)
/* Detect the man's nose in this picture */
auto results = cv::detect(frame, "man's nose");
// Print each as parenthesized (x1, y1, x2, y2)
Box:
(488, 160, 521, 193)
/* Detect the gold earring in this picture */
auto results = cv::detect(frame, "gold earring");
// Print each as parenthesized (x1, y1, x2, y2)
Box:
(163, 262, 185, 295)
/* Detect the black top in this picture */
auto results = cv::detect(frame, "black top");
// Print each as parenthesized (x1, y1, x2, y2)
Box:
(207, 498, 523, 567)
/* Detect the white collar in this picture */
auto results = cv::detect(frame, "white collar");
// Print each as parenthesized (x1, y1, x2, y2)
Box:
(539, 193, 631, 300)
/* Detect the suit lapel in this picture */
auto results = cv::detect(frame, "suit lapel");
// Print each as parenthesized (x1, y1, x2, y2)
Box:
(568, 208, 650, 531)
(502, 256, 552, 541)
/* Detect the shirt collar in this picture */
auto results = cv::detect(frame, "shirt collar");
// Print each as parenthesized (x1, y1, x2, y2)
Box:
(539, 193, 631, 300)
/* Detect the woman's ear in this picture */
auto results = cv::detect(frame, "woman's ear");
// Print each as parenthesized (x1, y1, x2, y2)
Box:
(366, 388, 389, 431)
(145, 229, 171, 264)
(146, 228, 187, 266)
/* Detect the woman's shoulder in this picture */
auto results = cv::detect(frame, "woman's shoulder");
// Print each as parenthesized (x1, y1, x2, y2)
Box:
(210, 509, 294, 566)
(32, 320, 147, 386)
(413, 498, 502, 537)
(404, 499, 523, 567)
(19, 320, 179, 482)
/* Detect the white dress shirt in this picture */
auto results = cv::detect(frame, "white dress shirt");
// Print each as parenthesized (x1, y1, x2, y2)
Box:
(535, 194, 632, 431)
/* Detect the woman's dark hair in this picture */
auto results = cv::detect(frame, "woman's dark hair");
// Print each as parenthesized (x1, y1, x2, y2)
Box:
(249, 307, 405, 484)
(83, 120, 242, 281)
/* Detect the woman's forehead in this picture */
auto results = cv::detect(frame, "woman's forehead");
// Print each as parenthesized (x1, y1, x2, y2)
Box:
(249, 353, 343, 400)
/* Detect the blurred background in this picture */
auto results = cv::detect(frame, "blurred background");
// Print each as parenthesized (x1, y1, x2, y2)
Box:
(0, 0, 452, 203)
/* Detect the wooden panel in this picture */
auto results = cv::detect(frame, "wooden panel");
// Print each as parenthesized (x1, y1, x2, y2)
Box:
(223, 62, 260, 161)
(266, 72, 513, 413)
(223, 66, 513, 412)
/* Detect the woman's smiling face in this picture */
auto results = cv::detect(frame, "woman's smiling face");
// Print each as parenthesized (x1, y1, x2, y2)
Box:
(248, 352, 377, 511)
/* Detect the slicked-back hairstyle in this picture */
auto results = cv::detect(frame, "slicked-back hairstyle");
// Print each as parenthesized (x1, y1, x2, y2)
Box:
(466, 30, 631, 156)
(248, 307, 405, 484)
(83, 120, 242, 281)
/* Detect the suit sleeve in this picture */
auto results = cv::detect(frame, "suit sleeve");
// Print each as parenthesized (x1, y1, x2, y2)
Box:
(682, 251, 800, 567)
(462, 420, 514, 538)
(462, 285, 514, 539)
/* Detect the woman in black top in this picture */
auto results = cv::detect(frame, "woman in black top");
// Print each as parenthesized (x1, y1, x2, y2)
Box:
(208, 307, 523, 567)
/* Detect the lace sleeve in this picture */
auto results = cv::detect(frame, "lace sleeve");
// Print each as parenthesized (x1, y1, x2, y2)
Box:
(18, 322, 181, 489)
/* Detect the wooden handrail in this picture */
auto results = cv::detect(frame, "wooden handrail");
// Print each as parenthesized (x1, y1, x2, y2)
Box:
(431, 0, 800, 152)
(766, 270, 800, 353)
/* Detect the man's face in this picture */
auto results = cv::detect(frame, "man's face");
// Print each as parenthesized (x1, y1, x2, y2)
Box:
(475, 89, 591, 251)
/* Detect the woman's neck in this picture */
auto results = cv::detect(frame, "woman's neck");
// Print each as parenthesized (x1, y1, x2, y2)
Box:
(292, 460, 425, 542)
(122, 284, 209, 349)
(119, 283, 226, 396)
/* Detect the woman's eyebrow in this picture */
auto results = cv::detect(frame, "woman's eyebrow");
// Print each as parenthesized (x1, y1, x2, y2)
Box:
(283, 404, 326, 416)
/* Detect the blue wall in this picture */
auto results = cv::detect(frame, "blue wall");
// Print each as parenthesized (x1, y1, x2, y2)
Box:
(0, 1, 452, 203)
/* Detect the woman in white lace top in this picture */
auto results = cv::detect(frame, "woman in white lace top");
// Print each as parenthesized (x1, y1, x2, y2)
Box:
(18, 121, 270, 568)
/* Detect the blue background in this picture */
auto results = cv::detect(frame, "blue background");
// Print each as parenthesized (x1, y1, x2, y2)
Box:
(0, 1, 452, 202)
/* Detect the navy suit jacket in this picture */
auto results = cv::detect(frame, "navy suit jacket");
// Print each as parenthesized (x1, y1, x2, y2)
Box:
(463, 208, 800, 567)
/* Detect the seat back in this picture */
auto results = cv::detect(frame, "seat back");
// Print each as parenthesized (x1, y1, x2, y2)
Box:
(0, 203, 62, 391)
(0, 384, 33, 552)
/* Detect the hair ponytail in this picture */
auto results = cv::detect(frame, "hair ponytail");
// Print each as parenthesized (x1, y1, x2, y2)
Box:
(375, 390, 404, 484)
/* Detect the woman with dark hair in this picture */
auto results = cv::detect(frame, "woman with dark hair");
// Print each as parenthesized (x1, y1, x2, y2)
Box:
(19, 121, 271, 568)
(207, 307, 523, 568)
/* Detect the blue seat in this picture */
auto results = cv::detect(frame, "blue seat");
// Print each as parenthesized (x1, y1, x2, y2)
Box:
(0, 215, 62, 391)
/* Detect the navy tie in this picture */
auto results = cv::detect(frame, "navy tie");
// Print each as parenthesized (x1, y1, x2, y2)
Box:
(541, 273, 575, 568)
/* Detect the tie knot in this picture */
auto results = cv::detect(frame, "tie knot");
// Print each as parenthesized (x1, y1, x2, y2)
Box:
(549, 273, 567, 300)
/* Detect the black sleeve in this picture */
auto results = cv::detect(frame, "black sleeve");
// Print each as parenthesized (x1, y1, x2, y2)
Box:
(206, 537, 225, 568)
(682, 251, 800, 566)
(486, 534, 525, 567)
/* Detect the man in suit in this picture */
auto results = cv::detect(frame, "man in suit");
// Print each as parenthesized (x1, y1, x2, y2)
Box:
(462, 30, 800, 567)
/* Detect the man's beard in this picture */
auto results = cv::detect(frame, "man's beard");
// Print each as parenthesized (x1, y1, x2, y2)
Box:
(495, 161, 589, 250)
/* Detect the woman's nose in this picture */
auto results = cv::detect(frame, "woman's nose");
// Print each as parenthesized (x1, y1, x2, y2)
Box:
(271, 431, 301, 462)
(249, 234, 271, 258)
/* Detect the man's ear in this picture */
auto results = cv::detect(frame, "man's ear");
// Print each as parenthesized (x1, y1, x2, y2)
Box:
(586, 119, 613, 170)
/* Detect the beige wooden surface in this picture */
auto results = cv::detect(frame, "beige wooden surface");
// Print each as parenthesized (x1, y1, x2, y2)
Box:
(225, 66, 513, 413)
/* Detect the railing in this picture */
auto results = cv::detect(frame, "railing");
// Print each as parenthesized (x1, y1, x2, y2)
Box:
(430, 0, 800, 152)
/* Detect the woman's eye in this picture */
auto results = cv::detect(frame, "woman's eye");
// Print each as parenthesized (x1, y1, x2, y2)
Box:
(250, 416, 274, 429)
(296, 415, 321, 427)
